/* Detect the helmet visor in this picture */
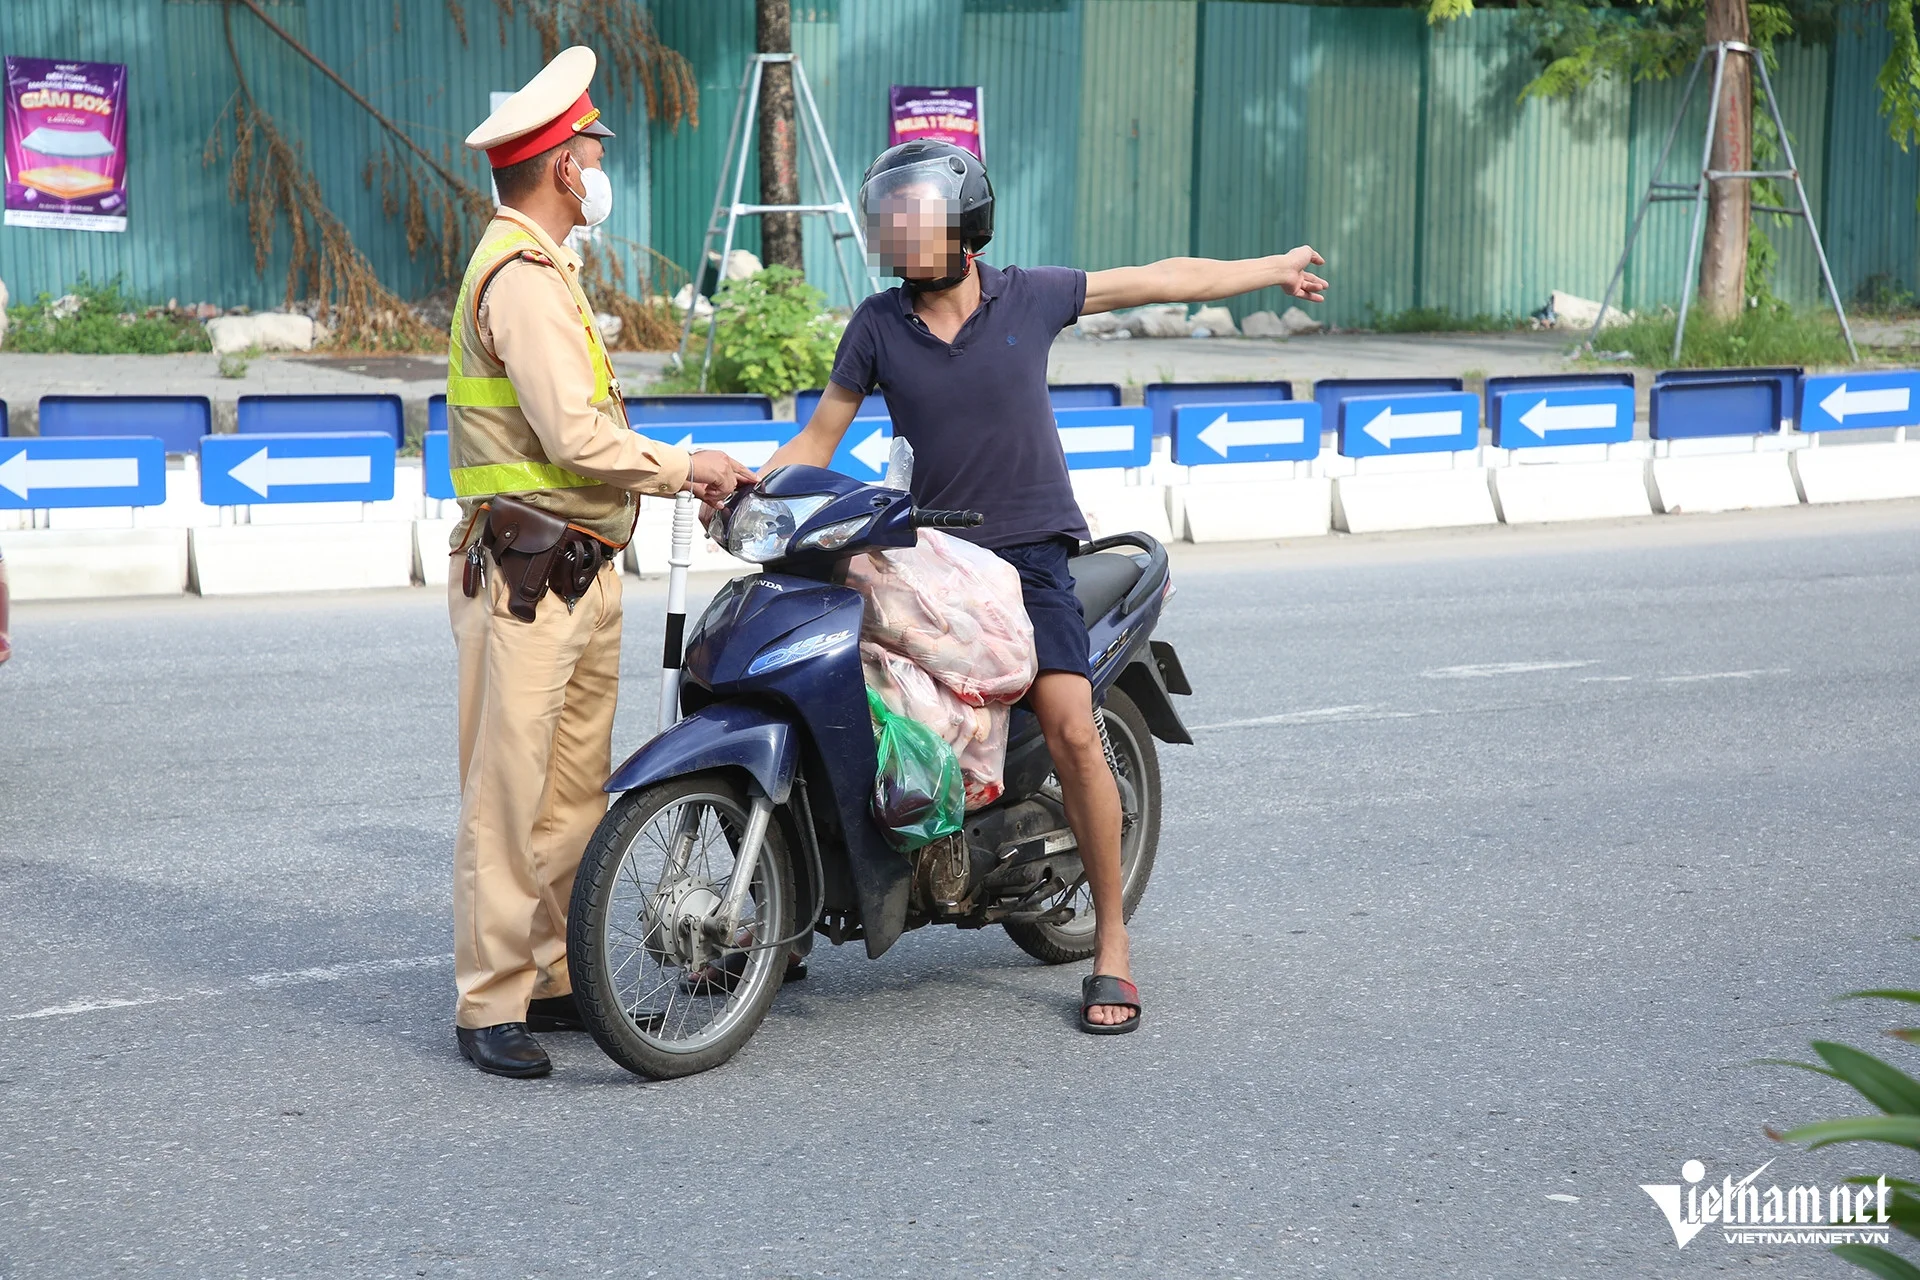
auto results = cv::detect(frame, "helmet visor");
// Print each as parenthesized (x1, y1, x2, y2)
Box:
(860, 159, 967, 280)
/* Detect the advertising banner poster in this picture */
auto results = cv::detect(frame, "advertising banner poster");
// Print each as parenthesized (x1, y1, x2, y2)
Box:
(4, 56, 130, 232)
(887, 85, 983, 161)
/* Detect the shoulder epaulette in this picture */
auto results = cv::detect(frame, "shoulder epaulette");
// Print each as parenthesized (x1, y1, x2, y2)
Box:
(515, 249, 555, 268)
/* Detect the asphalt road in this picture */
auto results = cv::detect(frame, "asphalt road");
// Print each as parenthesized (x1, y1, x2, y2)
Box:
(6, 503, 1920, 1278)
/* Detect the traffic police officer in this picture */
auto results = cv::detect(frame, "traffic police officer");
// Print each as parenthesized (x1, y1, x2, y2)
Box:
(448, 47, 754, 1078)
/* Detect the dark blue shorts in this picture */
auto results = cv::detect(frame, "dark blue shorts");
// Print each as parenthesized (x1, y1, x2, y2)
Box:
(993, 536, 1090, 681)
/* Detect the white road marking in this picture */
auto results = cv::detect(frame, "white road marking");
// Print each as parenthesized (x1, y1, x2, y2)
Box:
(1656, 668, 1789, 684)
(1422, 661, 1597, 679)
(1578, 675, 1635, 683)
(5, 954, 452, 1023)
(7, 993, 195, 1021)
(1193, 704, 1418, 731)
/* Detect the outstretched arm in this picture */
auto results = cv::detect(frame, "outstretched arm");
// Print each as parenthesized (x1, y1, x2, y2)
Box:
(758, 382, 863, 474)
(1082, 246, 1328, 315)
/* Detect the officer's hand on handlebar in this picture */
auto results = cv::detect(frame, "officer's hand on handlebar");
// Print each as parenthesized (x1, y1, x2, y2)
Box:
(682, 450, 758, 505)
(1276, 245, 1328, 303)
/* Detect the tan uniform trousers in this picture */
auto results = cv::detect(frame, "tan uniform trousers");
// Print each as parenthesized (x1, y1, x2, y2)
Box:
(448, 557, 622, 1029)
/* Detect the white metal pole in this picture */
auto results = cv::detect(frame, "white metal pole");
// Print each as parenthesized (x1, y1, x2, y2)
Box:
(660, 491, 697, 734)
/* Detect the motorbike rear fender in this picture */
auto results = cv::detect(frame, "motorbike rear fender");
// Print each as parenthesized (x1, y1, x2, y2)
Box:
(603, 700, 799, 803)
(1116, 646, 1194, 746)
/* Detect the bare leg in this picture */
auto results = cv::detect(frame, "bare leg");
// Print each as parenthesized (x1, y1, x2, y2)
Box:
(1027, 671, 1135, 1027)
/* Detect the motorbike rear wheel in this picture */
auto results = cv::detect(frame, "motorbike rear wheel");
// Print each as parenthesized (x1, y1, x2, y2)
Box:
(568, 771, 794, 1079)
(1003, 687, 1160, 965)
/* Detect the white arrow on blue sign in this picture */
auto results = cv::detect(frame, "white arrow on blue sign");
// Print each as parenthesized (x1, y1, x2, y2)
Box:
(1054, 406, 1151, 470)
(830, 422, 895, 481)
(667, 422, 797, 471)
(1172, 401, 1321, 465)
(1799, 371, 1920, 432)
(0, 436, 167, 509)
(1491, 386, 1635, 449)
(201, 432, 396, 505)
(1338, 392, 1480, 459)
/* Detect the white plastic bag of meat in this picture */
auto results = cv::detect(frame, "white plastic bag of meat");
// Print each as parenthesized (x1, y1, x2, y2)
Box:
(862, 642, 1009, 808)
(843, 530, 1036, 707)
(954, 703, 1010, 809)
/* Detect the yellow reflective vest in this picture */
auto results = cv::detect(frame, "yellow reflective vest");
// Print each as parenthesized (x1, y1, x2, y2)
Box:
(444, 217, 636, 548)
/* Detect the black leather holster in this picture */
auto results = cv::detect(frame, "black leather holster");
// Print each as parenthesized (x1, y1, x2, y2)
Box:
(475, 496, 616, 623)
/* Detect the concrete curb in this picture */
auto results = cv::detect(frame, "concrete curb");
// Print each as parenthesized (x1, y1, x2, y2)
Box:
(1649, 452, 1801, 514)
(189, 523, 414, 595)
(1791, 441, 1920, 506)
(1491, 460, 1655, 524)
(4, 528, 189, 600)
(1171, 477, 1333, 541)
(1333, 468, 1499, 534)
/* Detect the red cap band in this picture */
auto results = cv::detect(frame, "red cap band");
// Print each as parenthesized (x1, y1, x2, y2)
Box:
(485, 90, 601, 168)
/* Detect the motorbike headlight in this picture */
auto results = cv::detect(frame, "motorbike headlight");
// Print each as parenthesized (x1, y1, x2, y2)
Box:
(793, 515, 871, 554)
(723, 493, 833, 563)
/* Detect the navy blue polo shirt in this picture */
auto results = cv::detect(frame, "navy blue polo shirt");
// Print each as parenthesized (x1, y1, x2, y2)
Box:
(828, 263, 1089, 550)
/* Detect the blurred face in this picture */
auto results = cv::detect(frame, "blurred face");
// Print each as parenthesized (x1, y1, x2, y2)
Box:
(866, 180, 964, 281)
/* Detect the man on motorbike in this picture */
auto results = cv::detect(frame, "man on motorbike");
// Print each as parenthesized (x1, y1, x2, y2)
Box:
(757, 140, 1328, 1033)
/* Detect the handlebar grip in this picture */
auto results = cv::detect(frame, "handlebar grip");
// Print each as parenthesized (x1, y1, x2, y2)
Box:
(912, 509, 986, 529)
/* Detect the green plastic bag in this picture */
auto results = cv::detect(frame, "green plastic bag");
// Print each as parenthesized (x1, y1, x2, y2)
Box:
(866, 687, 964, 853)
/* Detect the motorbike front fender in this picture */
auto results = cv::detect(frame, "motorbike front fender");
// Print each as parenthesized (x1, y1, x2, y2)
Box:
(603, 701, 798, 803)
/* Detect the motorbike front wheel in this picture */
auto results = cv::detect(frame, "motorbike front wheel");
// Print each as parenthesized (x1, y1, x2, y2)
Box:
(568, 771, 795, 1079)
(1002, 686, 1160, 965)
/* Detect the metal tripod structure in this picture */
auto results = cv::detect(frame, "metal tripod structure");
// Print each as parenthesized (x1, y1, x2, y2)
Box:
(1590, 40, 1857, 363)
(675, 53, 880, 390)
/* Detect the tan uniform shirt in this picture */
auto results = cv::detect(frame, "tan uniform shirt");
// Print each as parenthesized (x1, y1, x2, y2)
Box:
(476, 210, 690, 497)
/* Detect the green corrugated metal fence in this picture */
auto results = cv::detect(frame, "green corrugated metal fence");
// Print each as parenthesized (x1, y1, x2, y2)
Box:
(4, 0, 1916, 328)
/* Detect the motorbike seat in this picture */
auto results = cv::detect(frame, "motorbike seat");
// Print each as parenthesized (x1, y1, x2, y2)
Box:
(1069, 552, 1145, 621)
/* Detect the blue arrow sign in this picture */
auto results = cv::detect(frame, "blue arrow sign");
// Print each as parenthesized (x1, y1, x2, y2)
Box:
(1337, 392, 1480, 459)
(1799, 371, 1920, 432)
(1054, 406, 1151, 470)
(657, 419, 798, 471)
(201, 432, 396, 505)
(829, 420, 895, 482)
(0, 436, 166, 509)
(1491, 386, 1635, 449)
(423, 430, 455, 500)
(1172, 401, 1321, 465)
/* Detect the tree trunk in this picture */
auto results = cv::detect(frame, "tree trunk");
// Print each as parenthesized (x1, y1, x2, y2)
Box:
(1698, 0, 1752, 320)
(756, 0, 802, 271)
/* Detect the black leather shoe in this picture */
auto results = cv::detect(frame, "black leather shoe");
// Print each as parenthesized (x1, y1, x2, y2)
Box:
(456, 1023, 551, 1078)
(526, 993, 585, 1033)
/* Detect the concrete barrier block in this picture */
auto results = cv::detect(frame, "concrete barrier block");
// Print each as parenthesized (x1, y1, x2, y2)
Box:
(1174, 478, 1332, 542)
(1077, 486, 1174, 543)
(415, 518, 461, 586)
(3, 528, 189, 600)
(1649, 452, 1801, 514)
(190, 523, 414, 595)
(1491, 460, 1654, 524)
(134, 460, 223, 530)
(46, 506, 137, 531)
(626, 517, 759, 578)
(1333, 468, 1498, 534)
(1791, 442, 1920, 505)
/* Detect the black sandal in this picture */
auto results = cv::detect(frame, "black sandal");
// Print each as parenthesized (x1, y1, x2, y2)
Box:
(1080, 974, 1142, 1035)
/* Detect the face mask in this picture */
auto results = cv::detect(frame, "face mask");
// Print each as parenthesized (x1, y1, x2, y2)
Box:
(563, 161, 613, 227)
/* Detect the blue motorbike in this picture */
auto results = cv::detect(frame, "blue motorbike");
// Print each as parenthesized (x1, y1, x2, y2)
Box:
(566, 462, 1193, 1079)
